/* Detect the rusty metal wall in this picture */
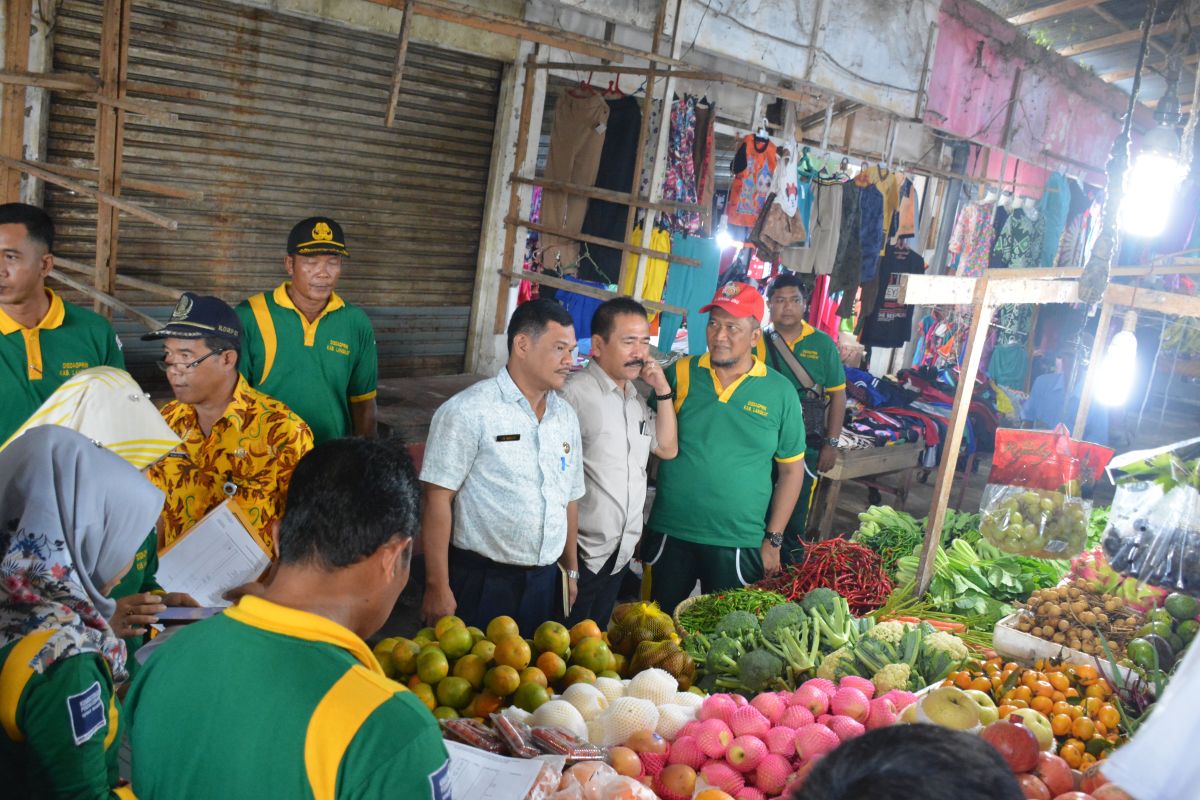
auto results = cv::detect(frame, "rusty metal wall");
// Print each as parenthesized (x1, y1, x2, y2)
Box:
(44, 0, 503, 377)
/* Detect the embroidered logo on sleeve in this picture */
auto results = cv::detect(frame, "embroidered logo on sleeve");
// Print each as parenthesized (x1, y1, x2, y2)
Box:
(428, 759, 452, 800)
(66, 681, 106, 746)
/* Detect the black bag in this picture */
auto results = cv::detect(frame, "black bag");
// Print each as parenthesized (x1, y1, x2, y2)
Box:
(765, 329, 827, 449)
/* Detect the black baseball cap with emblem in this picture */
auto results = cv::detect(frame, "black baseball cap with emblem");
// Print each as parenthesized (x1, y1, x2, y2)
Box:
(142, 292, 242, 346)
(287, 216, 349, 258)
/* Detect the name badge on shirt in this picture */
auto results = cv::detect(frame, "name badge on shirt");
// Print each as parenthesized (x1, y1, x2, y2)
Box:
(495, 434, 521, 442)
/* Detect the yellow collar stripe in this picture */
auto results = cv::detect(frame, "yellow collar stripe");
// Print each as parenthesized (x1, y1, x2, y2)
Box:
(0, 289, 65, 335)
(224, 595, 382, 672)
(305, 666, 397, 800)
(247, 294, 277, 384)
(696, 354, 767, 403)
(272, 283, 346, 347)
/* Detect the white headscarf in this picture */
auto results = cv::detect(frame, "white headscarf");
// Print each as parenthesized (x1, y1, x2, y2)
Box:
(0, 426, 164, 677)
(0, 366, 179, 469)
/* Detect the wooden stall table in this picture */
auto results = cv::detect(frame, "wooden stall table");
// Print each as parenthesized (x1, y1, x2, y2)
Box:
(809, 437, 925, 540)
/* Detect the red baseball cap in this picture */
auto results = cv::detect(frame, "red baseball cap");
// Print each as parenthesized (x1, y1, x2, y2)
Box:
(700, 282, 765, 322)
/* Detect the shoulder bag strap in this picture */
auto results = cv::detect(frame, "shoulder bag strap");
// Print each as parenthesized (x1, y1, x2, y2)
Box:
(767, 329, 822, 394)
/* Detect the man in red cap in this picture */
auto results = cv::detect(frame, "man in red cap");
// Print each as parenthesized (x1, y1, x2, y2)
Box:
(640, 282, 808, 614)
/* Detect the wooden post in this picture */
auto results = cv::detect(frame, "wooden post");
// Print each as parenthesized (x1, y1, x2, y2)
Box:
(93, 0, 132, 316)
(616, 0, 669, 294)
(492, 50, 540, 334)
(0, 0, 33, 201)
(383, 0, 414, 127)
(1073, 300, 1115, 438)
(915, 278, 995, 595)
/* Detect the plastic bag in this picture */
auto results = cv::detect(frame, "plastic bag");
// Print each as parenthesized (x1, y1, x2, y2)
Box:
(1102, 436, 1200, 596)
(979, 426, 1113, 558)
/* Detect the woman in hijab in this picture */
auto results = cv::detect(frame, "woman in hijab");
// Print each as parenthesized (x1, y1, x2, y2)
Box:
(1, 365, 196, 669)
(0, 425, 164, 798)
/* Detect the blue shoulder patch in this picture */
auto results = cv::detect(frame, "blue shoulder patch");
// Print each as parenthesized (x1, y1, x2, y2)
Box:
(66, 681, 106, 745)
(428, 758, 452, 800)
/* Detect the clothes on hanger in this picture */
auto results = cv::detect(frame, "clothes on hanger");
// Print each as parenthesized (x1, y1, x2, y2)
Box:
(619, 224, 670, 303)
(856, 179, 885, 284)
(786, 181, 843, 274)
(658, 234, 720, 355)
(859, 243, 926, 348)
(1036, 172, 1071, 267)
(579, 95, 642, 284)
(692, 100, 717, 237)
(895, 177, 918, 240)
(831, 181, 863, 317)
(992, 207, 1044, 269)
(661, 95, 701, 235)
(873, 167, 903, 254)
(988, 204, 1010, 269)
(948, 200, 996, 278)
(539, 90, 610, 270)
(727, 134, 777, 227)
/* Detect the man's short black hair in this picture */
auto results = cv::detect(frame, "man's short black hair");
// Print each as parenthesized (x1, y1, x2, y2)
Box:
(767, 272, 808, 300)
(791, 725, 1023, 800)
(591, 297, 648, 341)
(277, 438, 420, 569)
(201, 336, 239, 368)
(507, 298, 575, 354)
(0, 203, 54, 252)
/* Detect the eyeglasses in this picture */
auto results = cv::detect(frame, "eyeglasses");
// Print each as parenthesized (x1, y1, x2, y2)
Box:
(156, 349, 226, 372)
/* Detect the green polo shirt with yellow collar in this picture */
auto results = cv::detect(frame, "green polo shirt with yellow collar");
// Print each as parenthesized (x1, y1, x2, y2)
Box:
(647, 354, 806, 549)
(124, 595, 451, 800)
(755, 322, 846, 397)
(235, 283, 378, 444)
(0, 289, 124, 443)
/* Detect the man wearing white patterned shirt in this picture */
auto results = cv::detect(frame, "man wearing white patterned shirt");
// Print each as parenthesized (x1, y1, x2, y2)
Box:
(420, 299, 585, 633)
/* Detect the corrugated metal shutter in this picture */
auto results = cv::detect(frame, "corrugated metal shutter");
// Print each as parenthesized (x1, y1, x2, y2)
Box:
(44, 0, 502, 379)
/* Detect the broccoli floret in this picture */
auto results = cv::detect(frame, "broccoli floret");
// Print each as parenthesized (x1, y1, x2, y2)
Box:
(816, 646, 855, 681)
(714, 609, 760, 636)
(800, 587, 840, 615)
(924, 631, 969, 663)
(871, 663, 913, 694)
(705, 636, 745, 674)
(865, 620, 911, 646)
(761, 602, 807, 640)
(727, 649, 786, 694)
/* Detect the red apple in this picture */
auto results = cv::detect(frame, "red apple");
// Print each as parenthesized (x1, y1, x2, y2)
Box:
(1035, 753, 1075, 797)
(980, 720, 1040, 773)
(1051, 793, 1097, 800)
(1091, 786, 1135, 800)
(1080, 765, 1111, 794)
(1017, 773, 1052, 800)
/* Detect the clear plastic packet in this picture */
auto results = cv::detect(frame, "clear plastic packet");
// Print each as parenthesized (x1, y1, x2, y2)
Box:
(530, 726, 605, 762)
(440, 718, 507, 754)
(979, 426, 1113, 558)
(1102, 436, 1200, 596)
(491, 712, 541, 758)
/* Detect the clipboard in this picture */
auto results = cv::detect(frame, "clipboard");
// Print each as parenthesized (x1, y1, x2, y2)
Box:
(154, 499, 273, 608)
(558, 564, 572, 618)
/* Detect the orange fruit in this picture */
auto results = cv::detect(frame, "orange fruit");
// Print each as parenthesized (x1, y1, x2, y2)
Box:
(473, 690, 503, 716)
(1072, 717, 1096, 740)
(1051, 713, 1072, 736)
(1065, 687, 1080, 699)
(1011, 686, 1033, 703)
(434, 615, 466, 639)
(1093, 720, 1107, 735)
(486, 616, 521, 644)
(1008, 699, 1029, 709)
(954, 672, 973, 689)
(1060, 743, 1083, 769)
(1074, 665, 1099, 682)
(1052, 701, 1073, 717)
(1084, 697, 1103, 717)
(569, 619, 602, 646)
(1080, 753, 1098, 769)
(492, 636, 532, 671)
(519, 666, 548, 688)
(1051, 691, 1066, 703)
(1030, 696, 1054, 715)
(1033, 680, 1055, 698)
(561, 665, 597, 688)
(1086, 683, 1109, 699)
(1097, 705, 1120, 729)
(1047, 672, 1070, 692)
(537, 651, 567, 682)
(483, 665, 521, 697)
(998, 704, 1017, 719)
(970, 676, 992, 692)
(1067, 705, 1084, 720)
(533, 621, 571, 658)
(452, 654, 488, 690)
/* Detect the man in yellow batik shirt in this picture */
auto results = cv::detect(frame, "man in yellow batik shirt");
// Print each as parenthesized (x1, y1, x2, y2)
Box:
(143, 293, 313, 552)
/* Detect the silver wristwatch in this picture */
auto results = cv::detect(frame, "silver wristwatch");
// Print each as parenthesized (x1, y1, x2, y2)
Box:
(825, 437, 840, 448)
(764, 531, 784, 548)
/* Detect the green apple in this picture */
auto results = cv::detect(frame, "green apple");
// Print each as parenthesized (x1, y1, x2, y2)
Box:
(917, 687, 981, 731)
(963, 689, 999, 725)
(899, 702, 918, 724)
(1010, 708, 1055, 750)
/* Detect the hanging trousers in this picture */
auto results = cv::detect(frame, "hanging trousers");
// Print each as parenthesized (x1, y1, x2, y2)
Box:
(539, 91, 611, 271)
(579, 96, 642, 284)
(657, 234, 720, 355)
(788, 183, 843, 275)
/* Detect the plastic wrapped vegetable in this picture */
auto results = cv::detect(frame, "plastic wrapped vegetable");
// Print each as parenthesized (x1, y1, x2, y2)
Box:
(979, 426, 1112, 558)
(1103, 436, 1200, 597)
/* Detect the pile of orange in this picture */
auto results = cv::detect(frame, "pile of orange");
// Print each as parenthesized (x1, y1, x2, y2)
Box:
(942, 657, 1124, 769)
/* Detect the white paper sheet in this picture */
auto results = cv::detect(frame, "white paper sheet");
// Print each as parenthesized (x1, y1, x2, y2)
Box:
(444, 741, 549, 800)
(153, 500, 270, 608)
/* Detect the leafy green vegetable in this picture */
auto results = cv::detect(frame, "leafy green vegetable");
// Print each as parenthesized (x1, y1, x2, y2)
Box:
(676, 587, 788, 634)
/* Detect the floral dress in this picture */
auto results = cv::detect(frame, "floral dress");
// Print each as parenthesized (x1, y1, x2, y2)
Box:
(662, 95, 700, 234)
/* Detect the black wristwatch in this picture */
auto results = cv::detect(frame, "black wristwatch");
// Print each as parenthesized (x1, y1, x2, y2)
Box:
(655, 390, 675, 401)
(764, 531, 784, 548)
(825, 437, 840, 448)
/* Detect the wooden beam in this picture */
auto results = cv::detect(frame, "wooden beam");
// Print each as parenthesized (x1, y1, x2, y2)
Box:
(33, 160, 203, 201)
(48, 269, 161, 330)
(1073, 300, 1114, 438)
(383, 0, 414, 127)
(0, 69, 97, 91)
(0, 0, 33, 201)
(0, 156, 177, 229)
(538, 61, 816, 105)
(1058, 23, 1172, 59)
(916, 279, 995, 595)
(509, 175, 704, 214)
(1104, 282, 1200, 317)
(94, 0, 133, 314)
(1101, 53, 1200, 83)
(493, 52, 540, 335)
(501, 269, 686, 316)
(1009, 0, 1103, 27)
(90, 92, 177, 125)
(508, 216, 700, 267)
(56, 256, 183, 301)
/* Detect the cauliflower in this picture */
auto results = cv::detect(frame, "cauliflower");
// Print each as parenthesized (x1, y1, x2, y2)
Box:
(924, 631, 969, 663)
(864, 620, 910, 646)
(816, 646, 855, 681)
(871, 663, 913, 694)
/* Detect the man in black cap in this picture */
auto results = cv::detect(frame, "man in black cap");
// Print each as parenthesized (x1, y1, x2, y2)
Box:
(143, 293, 314, 552)
(235, 217, 378, 444)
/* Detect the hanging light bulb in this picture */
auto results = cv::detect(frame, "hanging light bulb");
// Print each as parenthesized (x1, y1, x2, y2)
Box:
(1121, 56, 1186, 238)
(715, 223, 735, 252)
(1097, 311, 1139, 407)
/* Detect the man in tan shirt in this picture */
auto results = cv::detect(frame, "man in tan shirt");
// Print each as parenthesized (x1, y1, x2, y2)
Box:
(561, 298, 677, 626)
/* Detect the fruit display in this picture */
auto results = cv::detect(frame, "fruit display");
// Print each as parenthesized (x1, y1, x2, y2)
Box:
(1070, 547, 1167, 614)
(1011, 579, 1145, 659)
(981, 486, 1091, 558)
(931, 658, 1125, 770)
(607, 602, 696, 688)
(375, 615, 621, 720)
(1119, 591, 1199, 677)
